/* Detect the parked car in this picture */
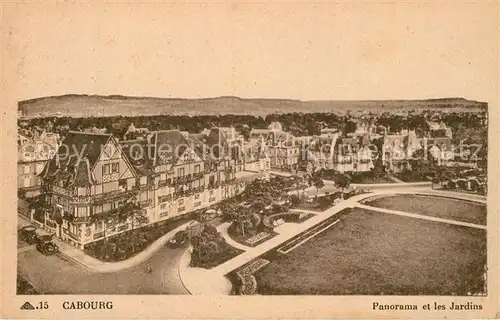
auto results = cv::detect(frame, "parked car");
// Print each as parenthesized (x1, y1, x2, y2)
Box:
(167, 230, 188, 248)
(19, 226, 38, 244)
(36, 240, 59, 255)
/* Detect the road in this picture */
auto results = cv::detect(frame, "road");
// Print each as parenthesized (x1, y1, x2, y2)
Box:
(17, 216, 218, 294)
(17, 240, 190, 294)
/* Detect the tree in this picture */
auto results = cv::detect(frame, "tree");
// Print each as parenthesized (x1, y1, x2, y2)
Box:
(372, 158, 386, 178)
(311, 175, 324, 197)
(344, 121, 357, 134)
(114, 195, 150, 254)
(117, 195, 149, 230)
(333, 173, 350, 197)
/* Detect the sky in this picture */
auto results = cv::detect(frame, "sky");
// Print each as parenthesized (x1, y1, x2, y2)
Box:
(3, 2, 499, 103)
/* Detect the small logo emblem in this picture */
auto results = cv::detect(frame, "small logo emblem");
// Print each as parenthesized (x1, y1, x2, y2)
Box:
(20, 301, 35, 310)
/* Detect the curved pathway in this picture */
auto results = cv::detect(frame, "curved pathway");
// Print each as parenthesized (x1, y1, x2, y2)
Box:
(180, 185, 487, 295)
(356, 203, 486, 230)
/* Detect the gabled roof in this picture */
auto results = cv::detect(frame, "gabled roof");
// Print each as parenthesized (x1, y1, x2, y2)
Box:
(151, 130, 191, 166)
(41, 131, 112, 186)
(119, 139, 155, 176)
(73, 158, 94, 187)
(189, 133, 207, 159)
(426, 137, 452, 151)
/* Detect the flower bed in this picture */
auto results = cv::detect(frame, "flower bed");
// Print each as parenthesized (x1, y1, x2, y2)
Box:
(190, 242, 244, 269)
(245, 232, 271, 246)
(233, 259, 270, 295)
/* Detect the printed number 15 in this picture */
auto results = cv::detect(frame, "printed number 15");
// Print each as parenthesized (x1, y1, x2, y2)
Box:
(39, 301, 49, 309)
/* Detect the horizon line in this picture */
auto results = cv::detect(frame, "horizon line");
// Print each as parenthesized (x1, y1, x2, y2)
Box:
(18, 93, 487, 105)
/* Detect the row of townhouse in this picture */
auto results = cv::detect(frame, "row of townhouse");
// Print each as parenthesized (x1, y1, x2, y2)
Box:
(303, 133, 374, 173)
(35, 129, 269, 249)
(382, 130, 454, 172)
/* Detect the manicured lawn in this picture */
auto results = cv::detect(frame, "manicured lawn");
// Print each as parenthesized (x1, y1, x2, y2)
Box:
(365, 194, 486, 225)
(255, 208, 486, 295)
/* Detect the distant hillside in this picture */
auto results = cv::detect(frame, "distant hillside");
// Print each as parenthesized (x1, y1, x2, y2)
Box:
(18, 94, 487, 118)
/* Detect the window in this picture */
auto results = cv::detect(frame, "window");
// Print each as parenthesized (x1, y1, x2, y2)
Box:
(76, 206, 87, 217)
(140, 176, 147, 185)
(194, 202, 201, 207)
(94, 205, 103, 214)
(177, 167, 185, 177)
(103, 202, 111, 212)
(194, 165, 200, 173)
(96, 221, 104, 231)
(103, 164, 110, 175)
(119, 179, 127, 190)
(23, 176, 31, 188)
(23, 164, 30, 174)
(194, 194, 200, 200)
(178, 199, 184, 206)
(103, 162, 119, 175)
(94, 184, 102, 195)
(160, 203, 168, 211)
(160, 210, 169, 218)
(77, 187, 87, 196)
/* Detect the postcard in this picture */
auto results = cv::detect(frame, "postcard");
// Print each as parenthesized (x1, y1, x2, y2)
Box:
(1, 2, 498, 319)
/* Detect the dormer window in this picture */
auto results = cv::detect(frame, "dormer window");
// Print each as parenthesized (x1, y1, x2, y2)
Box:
(103, 162, 119, 175)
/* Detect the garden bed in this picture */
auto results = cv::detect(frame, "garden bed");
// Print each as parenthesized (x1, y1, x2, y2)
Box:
(229, 230, 279, 248)
(190, 243, 244, 269)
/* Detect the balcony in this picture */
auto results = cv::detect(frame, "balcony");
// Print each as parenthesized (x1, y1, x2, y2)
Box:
(63, 229, 81, 241)
(70, 195, 92, 204)
(158, 179, 172, 187)
(90, 189, 136, 205)
(117, 224, 129, 232)
(93, 231, 105, 240)
(42, 184, 69, 196)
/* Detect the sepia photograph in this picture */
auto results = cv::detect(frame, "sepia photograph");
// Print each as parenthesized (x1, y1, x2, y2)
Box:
(2, 1, 498, 319)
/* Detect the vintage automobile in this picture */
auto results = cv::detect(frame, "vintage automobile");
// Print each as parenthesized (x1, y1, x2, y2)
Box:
(36, 239, 59, 255)
(19, 225, 59, 255)
(167, 230, 188, 248)
(19, 226, 38, 244)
